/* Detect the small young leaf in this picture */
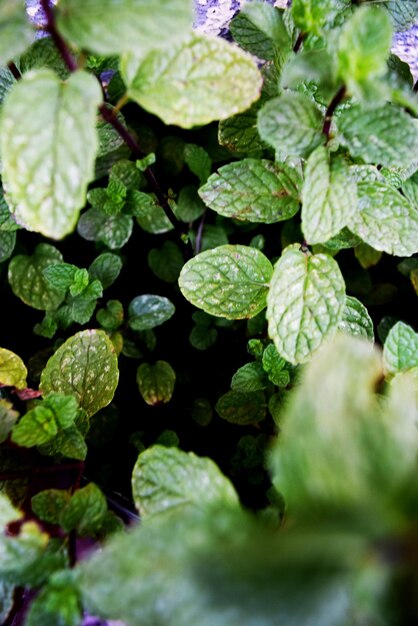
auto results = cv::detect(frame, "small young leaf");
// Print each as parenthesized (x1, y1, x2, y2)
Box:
(199, 159, 301, 224)
(136, 361, 176, 406)
(174, 186, 205, 223)
(382, 321, 418, 375)
(338, 103, 418, 169)
(88, 252, 122, 289)
(0, 1, 33, 66)
(179, 244, 273, 319)
(132, 444, 239, 519)
(60, 483, 107, 535)
(0, 348, 27, 389)
(267, 246, 346, 364)
(301, 147, 357, 245)
(257, 91, 325, 158)
(128, 295, 175, 331)
(37, 425, 88, 461)
(96, 300, 124, 330)
(1, 70, 102, 239)
(122, 33, 262, 128)
(338, 296, 374, 342)
(8, 244, 65, 311)
(231, 362, 268, 392)
(40, 330, 119, 418)
(215, 390, 266, 425)
(31, 489, 71, 526)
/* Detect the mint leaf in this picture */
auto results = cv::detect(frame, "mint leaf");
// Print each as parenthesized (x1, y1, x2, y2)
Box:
(257, 91, 324, 158)
(1, 70, 102, 239)
(199, 159, 301, 224)
(20, 37, 71, 80)
(56, 0, 193, 56)
(148, 242, 184, 283)
(60, 483, 107, 535)
(0, 1, 33, 66)
(338, 103, 418, 169)
(301, 147, 357, 245)
(37, 425, 88, 461)
(179, 245, 273, 320)
(136, 361, 176, 406)
(231, 362, 268, 392)
(132, 444, 239, 519)
(128, 295, 175, 331)
(122, 34, 262, 128)
(267, 246, 346, 364)
(184, 144, 211, 184)
(347, 181, 418, 257)
(0, 67, 15, 108)
(31, 489, 71, 525)
(215, 390, 266, 425)
(0, 231, 16, 262)
(0, 348, 27, 390)
(230, 2, 291, 61)
(382, 321, 418, 375)
(40, 330, 119, 418)
(96, 300, 124, 331)
(338, 296, 374, 341)
(218, 100, 267, 155)
(381, 0, 418, 31)
(25, 584, 81, 626)
(43, 263, 77, 293)
(0, 189, 19, 232)
(88, 252, 122, 289)
(0, 400, 19, 444)
(8, 244, 65, 311)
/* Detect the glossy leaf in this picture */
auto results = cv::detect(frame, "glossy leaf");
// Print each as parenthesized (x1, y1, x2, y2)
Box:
(258, 91, 325, 158)
(1, 70, 102, 239)
(132, 444, 239, 518)
(382, 321, 418, 375)
(301, 147, 357, 245)
(267, 246, 346, 364)
(199, 159, 301, 224)
(136, 361, 176, 406)
(40, 330, 119, 418)
(128, 295, 175, 331)
(8, 244, 65, 311)
(122, 34, 262, 128)
(215, 390, 266, 425)
(56, 0, 193, 56)
(338, 296, 374, 342)
(0, 0, 33, 66)
(179, 245, 273, 319)
(0, 348, 27, 389)
(347, 181, 418, 257)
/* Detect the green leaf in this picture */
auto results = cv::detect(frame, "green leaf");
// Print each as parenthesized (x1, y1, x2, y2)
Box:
(191, 398, 213, 426)
(267, 246, 346, 364)
(43, 263, 77, 293)
(189, 224, 229, 253)
(0, 580, 14, 625)
(56, 0, 193, 56)
(179, 244, 273, 320)
(110, 158, 144, 190)
(291, 0, 349, 34)
(0, 492, 22, 526)
(25, 584, 82, 626)
(96, 107, 127, 159)
(301, 147, 357, 245)
(128, 295, 175, 331)
(37, 425, 88, 461)
(215, 390, 266, 425)
(135, 202, 174, 234)
(173, 186, 205, 223)
(338, 103, 418, 169)
(122, 33, 262, 128)
(0, 189, 19, 232)
(199, 159, 301, 224)
(0, 0, 33, 66)
(0, 400, 19, 444)
(96, 300, 124, 330)
(338, 296, 374, 342)
(347, 181, 418, 257)
(230, 2, 291, 61)
(231, 362, 268, 392)
(148, 242, 184, 283)
(20, 37, 71, 80)
(132, 444, 239, 519)
(0, 347, 27, 389)
(257, 91, 325, 158)
(136, 361, 176, 406)
(1, 70, 102, 239)
(88, 252, 122, 289)
(0, 67, 15, 108)
(354, 242, 382, 269)
(381, 0, 418, 31)
(337, 5, 392, 99)
(218, 100, 267, 155)
(8, 244, 65, 311)
(184, 144, 211, 184)
(40, 330, 119, 418)
(382, 321, 418, 376)
(31, 489, 71, 525)
(0, 231, 16, 262)
(189, 325, 217, 351)
(60, 483, 107, 535)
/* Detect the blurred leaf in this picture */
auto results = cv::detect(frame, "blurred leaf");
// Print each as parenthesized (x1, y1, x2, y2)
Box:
(382, 321, 418, 376)
(0, 347, 27, 389)
(31, 489, 71, 526)
(215, 390, 266, 425)
(0, 0, 33, 66)
(136, 361, 176, 406)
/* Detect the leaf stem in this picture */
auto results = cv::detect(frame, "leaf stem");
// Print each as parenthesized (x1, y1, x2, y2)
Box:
(322, 85, 346, 141)
(40, 0, 78, 73)
(293, 32, 306, 53)
(7, 61, 21, 81)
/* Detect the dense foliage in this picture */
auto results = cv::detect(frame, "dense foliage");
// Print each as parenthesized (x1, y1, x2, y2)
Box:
(0, 0, 418, 624)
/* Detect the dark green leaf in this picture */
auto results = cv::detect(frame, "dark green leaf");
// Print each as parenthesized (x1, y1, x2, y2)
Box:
(148, 242, 184, 283)
(136, 361, 176, 406)
(231, 362, 268, 392)
(128, 295, 175, 331)
(230, 2, 291, 61)
(31, 489, 71, 525)
(184, 144, 211, 184)
(88, 252, 122, 289)
(215, 390, 266, 425)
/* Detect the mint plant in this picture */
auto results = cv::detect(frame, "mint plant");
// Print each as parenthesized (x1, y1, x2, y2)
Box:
(0, 0, 417, 624)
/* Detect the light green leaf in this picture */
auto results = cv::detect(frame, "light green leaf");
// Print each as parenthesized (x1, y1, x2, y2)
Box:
(337, 5, 392, 98)
(25, 584, 82, 626)
(40, 330, 119, 418)
(1, 70, 102, 239)
(56, 0, 193, 56)
(0, 493, 22, 526)
(0, 0, 33, 66)
(257, 91, 325, 158)
(43, 263, 77, 293)
(199, 159, 301, 224)
(267, 246, 346, 364)
(230, 2, 291, 61)
(291, 0, 349, 34)
(132, 444, 239, 519)
(231, 362, 268, 392)
(382, 321, 418, 376)
(215, 390, 266, 425)
(31, 489, 71, 526)
(338, 296, 374, 341)
(0, 400, 19, 444)
(338, 103, 418, 169)
(128, 295, 175, 331)
(136, 361, 176, 406)
(122, 33, 262, 128)
(136, 203, 174, 234)
(0, 347, 27, 389)
(179, 244, 273, 320)
(301, 147, 357, 245)
(8, 244, 65, 311)
(347, 181, 418, 257)
(60, 483, 107, 535)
